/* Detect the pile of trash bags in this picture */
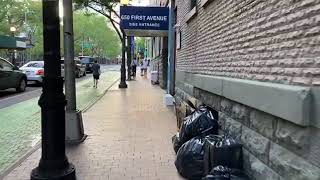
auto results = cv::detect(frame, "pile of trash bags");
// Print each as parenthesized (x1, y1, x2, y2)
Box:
(172, 103, 249, 180)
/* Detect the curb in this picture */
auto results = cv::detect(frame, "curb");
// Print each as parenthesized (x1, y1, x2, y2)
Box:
(0, 78, 120, 179)
(0, 142, 41, 180)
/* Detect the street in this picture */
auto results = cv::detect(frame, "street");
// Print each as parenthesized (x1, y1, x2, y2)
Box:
(0, 65, 120, 176)
(0, 65, 120, 109)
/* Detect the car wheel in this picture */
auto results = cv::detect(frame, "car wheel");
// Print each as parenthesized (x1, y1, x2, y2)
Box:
(16, 78, 27, 92)
(83, 71, 86, 76)
(76, 70, 81, 78)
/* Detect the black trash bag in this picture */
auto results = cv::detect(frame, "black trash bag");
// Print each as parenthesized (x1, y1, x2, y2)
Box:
(179, 105, 219, 145)
(203, 135, 223, 175)
(210, 135, 243, 170)
(202, 166, 250, 180)
(175, 136, 205, 180)
(172, 133, 183, 153)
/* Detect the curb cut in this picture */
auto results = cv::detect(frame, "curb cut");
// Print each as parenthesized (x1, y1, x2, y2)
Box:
(0, 78, 120, 179)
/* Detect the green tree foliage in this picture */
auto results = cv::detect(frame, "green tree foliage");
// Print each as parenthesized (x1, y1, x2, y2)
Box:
(73, 12, 120, 58)
(135, 37, 145, 52)
(0, 0, 29, 35)
(0, 0, 120, 59)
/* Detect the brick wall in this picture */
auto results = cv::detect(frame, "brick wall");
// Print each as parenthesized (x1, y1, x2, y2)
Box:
(176, 0, 320, 86)
(175, 0, 320, 179)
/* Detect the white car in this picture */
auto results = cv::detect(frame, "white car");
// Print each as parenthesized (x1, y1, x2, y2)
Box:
(20, 61, 44, 84)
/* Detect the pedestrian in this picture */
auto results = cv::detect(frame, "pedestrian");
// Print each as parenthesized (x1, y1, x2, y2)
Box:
(92, 60, 101, 88)
(131, 57, 138, 78)
(140, 58, 148, 77)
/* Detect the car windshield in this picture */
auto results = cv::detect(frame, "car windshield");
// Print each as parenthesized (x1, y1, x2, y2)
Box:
(80, 57, 93, 64)
(23, 62, 44, 68)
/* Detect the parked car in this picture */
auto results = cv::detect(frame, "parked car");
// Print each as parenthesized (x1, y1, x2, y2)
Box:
(75, 59, 86, 77)
(60, 59, 86, 78)
(0, 57, 27, 92)
(19, 61, 44, 84)
(79, 56, 95, 73)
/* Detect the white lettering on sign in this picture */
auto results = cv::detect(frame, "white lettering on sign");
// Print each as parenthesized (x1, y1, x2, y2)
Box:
(130, 15, 146, 20)
(121, 15, 168, 22)
(146, 16, 167, 21)
(121, 15, 130, 20)
(139, 23, 160, 27)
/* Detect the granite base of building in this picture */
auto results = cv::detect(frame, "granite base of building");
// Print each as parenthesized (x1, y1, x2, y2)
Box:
(174, 82, 320, 180)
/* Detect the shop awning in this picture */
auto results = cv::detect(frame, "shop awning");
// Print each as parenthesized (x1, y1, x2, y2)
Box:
(0, 35, 27, 50)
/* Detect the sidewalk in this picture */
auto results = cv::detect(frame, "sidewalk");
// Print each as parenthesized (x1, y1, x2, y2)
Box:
(3, 75, 183, 180)
(0, 71, 120, 178)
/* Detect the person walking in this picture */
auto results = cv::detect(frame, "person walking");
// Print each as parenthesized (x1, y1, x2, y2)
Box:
(140, 59, 148, 77)
(131, 57, 138, 78)
(92, 60, 101, 88)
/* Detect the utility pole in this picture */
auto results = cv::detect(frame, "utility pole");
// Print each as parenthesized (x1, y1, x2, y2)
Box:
(31, 0, 76, 179)
(127, 36, 132, 81)
(119, 35, 128, 88)
(63, 0, 86, 144)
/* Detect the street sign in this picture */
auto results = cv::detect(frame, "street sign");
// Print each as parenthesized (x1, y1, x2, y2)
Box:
(120, 6, 169, 37)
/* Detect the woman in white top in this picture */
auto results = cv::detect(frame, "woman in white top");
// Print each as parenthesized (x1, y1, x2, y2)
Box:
(141, 59, 148, 77)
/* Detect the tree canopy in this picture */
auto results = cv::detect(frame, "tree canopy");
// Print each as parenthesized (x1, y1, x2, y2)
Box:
(0, 0, 121, 60)
(73, 12, 120, 58)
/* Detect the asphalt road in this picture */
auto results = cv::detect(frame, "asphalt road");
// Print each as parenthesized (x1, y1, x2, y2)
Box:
(0, 64, 120, 109)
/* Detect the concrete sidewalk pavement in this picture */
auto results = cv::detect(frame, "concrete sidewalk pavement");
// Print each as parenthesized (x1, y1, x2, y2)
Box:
(3, 75, 183, 180)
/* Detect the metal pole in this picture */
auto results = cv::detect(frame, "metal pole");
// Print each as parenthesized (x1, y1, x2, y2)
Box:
(63, 0, 86, 143)
(63, 0, 76, 111)
(167, 0, 175, 95)
(127, 36, 132, 81)
(31, 0, 76, 179)
(119, 35, 128, 88)
(11, 32, 16, 66)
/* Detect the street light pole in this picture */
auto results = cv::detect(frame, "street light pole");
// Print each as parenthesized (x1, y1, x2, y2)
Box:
(63, 0, 86, 143)
(127, 36, 132, 81)
(31, 0, 76, 179)
(10, 27, 16, 66)
(119, 35, 128, 88)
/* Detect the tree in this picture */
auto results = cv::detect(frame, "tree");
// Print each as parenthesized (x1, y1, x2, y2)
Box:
(73, 12, 120, 58)
(74, 0, 129, 87)
(0, 0, 29, 35)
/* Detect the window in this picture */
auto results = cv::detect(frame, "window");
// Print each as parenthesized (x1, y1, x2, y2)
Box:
(0, 59, 13, 71)
(190, 0, 197, 10)
(22, 62, 44, 68)
(80, 57, 94, 64)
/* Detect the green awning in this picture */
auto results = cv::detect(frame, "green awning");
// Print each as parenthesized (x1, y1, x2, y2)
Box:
(0, 35, 27, 50)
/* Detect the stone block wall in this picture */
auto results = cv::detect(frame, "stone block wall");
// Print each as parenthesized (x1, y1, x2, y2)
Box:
(174, 84, 320, 180)
(174, 0, 320, 179)
(176, 0, 320, 86)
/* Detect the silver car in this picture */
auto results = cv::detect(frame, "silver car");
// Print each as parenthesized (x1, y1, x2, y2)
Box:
(20, 61, 44, 84)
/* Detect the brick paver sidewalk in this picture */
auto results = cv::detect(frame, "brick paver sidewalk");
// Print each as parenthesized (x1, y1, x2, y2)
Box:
(4, 75, 183, 180)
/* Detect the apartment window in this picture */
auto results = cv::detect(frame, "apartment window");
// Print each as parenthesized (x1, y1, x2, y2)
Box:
(190, 0, 197, 10)
(185, 0, 197, 23)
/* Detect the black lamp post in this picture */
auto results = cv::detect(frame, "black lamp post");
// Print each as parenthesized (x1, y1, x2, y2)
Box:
(30, 0, 76, 179)
(119, 34, 128, 88)
(10, 26, 16, 66)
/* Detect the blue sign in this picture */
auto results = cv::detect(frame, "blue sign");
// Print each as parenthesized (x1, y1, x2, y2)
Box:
(120, 6, 169, 31)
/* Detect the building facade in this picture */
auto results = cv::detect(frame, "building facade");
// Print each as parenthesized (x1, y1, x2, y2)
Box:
(174, 0, 320, 179)
(146, 0, 169, 89)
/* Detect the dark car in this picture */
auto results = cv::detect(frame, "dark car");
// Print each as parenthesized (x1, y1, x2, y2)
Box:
(60, 59, 86, 78)
(79, 56, 95, 73)
(0, 57, 27, 92)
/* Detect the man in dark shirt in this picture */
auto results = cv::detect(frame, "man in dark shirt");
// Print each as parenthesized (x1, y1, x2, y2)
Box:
(92, 60, 101, 88)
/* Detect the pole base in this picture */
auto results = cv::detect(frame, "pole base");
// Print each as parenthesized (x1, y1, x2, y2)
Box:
(31, 164, 76, 180)
(118, 82, 128, 89)
(65, 110, 87, 144)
